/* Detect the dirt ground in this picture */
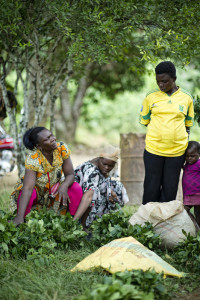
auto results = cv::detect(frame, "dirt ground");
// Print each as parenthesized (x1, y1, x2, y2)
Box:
(173, 288, 200, 300)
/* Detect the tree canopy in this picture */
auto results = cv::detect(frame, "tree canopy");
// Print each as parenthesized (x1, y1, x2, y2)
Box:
(0, 0, 200, 169)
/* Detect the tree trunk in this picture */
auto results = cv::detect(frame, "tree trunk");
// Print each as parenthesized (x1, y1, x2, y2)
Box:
(55, 63, 93, 142)
(55, 86, 75, 142)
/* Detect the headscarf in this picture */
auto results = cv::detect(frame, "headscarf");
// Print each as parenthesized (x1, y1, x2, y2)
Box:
(99, 145, 120, 162)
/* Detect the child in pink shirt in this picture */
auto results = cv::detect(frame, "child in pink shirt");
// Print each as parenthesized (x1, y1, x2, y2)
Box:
(182, 141, 200, 226)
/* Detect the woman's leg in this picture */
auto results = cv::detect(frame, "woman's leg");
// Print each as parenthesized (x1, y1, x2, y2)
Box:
(160, 154, 185, 202)
(17, 189, 37, 217)
(68, 182, 83, 216)
(81, 206, 92, 232)
(143, 150, 164, 204)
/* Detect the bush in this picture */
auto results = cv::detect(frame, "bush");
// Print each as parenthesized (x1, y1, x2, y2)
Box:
(194, 97, 200, 126)
(0, 208, 87, 261)
(76, 269, 170, 300)
(174, 230, 200, 272)
(91, 210, 161, 251)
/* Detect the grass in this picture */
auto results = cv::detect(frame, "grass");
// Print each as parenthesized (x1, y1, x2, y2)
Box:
(0, 188, 13, 213)
(0, 250, 105, 300)
(1, 189, 200, 299)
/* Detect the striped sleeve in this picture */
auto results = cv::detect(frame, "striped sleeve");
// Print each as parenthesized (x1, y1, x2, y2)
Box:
(185, 99, 194, 127)
(139, 96, 151, 125)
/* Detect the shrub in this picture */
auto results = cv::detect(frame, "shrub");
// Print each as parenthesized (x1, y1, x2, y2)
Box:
(174, 230, 200, 272)
(91, 210, 161, 251)
(0, 208, 86, 261)
(76, 269, 169, 300)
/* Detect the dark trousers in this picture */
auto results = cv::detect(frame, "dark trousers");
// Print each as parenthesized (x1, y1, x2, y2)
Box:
(143, 150, 185, 204)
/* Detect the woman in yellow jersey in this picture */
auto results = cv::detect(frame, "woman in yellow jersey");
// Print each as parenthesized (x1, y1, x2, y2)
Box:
(140, 61, 194, 204)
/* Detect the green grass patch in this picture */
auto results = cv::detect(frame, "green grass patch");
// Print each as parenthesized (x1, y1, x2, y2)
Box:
(0, 188, 13, 213)
(1, 189, 200, 299)
(0, 250, 104, 300)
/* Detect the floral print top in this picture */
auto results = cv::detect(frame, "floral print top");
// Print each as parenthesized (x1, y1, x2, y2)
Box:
(11, 142, 70, 211)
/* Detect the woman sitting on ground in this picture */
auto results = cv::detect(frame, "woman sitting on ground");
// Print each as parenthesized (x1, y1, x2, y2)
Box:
(73, 146, 129, 230)
(11, 127, 82, 225)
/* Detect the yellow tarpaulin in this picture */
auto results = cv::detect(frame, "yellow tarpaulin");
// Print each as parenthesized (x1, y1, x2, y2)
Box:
(71, 236, 184, 277)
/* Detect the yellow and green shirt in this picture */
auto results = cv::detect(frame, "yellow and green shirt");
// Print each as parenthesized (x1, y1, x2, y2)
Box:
(140, 88, 194, 157)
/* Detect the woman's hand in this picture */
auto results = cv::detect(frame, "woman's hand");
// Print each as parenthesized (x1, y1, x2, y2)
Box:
(58, 183, 71, 206)
(109, 190, 118, 204)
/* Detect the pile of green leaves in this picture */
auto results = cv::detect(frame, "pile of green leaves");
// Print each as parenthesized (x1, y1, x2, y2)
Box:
(0, 208, 86, 262)
(90, 210, 161, 251)
(173, 230, 200, 273)
(76, 269, 169, 300)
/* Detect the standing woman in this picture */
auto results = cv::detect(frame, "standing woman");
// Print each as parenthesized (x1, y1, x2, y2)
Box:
(140, 61, 194, 204)
(11, 127, 83, 225)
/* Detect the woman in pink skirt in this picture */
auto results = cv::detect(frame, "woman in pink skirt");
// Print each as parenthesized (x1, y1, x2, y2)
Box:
(182, 141, 200, 226)
(10, 127, 82, 226)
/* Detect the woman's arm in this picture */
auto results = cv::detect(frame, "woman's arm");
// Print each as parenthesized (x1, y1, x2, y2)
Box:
(58, 157, 75, 205)
(12, 169, 36, 225)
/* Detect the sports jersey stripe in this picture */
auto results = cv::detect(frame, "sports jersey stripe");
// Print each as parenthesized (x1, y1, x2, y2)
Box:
(146, 88, 160, 97)
(185, 115, 193, 120)
(142, 112, 151, 120)
(181, 88, 193, 100)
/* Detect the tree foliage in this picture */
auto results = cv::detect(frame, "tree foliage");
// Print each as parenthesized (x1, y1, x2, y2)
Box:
(0, 0, 200, 168)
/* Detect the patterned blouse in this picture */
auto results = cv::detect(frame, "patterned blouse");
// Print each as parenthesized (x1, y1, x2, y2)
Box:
(11, 142, 70, 212)
(75, 161, 129, 227)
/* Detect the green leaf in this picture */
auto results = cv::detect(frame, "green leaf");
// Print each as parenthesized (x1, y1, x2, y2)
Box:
(2, 242, 8, 252)
(0, 223, 5, 231)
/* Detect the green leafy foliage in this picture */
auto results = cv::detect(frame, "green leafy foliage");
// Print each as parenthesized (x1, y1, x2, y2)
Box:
(194, 97, 200, 126)
(76, 269, 169, 300)
(77, 279, 153, 300)
(1, 0, 200, 65)
(2, 202, 200, 298)
(0, 212, 18, 257)
(174, 230, 200, 272)
(113, 270, 169, 299)
(90, 210, 161, 251)
(2, 0, 200, 148)
(0, 208, 86, 261)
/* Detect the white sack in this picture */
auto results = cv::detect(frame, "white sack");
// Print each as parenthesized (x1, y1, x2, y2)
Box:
(129, 200, 196, 248)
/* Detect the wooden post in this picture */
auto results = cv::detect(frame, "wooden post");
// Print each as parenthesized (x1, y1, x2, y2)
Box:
(120, 133, 145, 205)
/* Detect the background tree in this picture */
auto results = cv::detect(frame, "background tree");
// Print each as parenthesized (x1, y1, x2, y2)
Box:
(54, 42, 146, 141)
(0, 0, 200, 170)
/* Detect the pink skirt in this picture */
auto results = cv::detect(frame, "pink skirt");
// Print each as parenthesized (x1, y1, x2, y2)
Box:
(17, 182, 83, 217)
(183, 193, 200, 206)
